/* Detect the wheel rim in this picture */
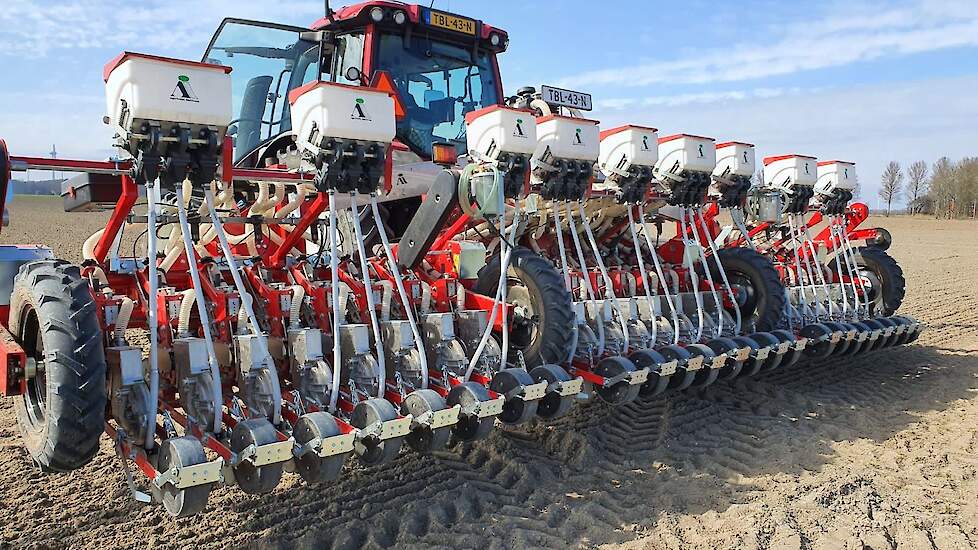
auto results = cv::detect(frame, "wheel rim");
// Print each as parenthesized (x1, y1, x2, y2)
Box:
(21, 308, 46, 430)
(506, 280, 539, 350)
(726, 271, 761, 328)
(858, 268, 883, 312)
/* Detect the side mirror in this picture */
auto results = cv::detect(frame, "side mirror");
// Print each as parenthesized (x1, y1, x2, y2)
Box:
(344, 66, 362, 84)
(0, 139, 10, 233)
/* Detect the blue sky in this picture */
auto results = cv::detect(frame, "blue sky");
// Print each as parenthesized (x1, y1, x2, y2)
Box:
(1, 0, 977, 205)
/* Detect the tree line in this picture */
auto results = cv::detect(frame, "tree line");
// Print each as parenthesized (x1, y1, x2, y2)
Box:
(878, 158, 978, 218)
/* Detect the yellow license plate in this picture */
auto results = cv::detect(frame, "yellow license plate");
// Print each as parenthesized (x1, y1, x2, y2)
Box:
(427, 10, 476, 35)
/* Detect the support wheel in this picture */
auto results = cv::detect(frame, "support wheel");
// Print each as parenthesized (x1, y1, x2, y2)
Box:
(158, 436, 211, 518)
(630, 349, 670, 397)
(770, 329, 803, 367)
(9, 259, 106, 472)
(489, 368, 539, 425)
(749, 331, 784, 372)
(293, 412, 347, 484)
(593, 356, 640, 405)
(686, 343, 719, 388)
(660, 345, 695, 390)
(530, 364, 576, 420)
(401, 389, 453, 453)
(714, 247, 787, 332)
(351, 398, 403, 466)
(446, 382, 495, 442)
(731, 335, 763, 377)
(800, 324, 835, 359)
(706, 337, 744, 381)
(231, 418, 284, 494)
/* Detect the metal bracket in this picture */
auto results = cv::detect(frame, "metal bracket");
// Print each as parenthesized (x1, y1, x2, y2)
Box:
(659, 359, 679, 377)
(552, 377, 584, 397)
(153, 458, 223, 490)
(521, 381, 548, 402)
(709, 355, 726, 370)
(685, 355, 705, 371)
(755, 347, 771, 361)
(777, 341, 791, 355)
(470, 396, 505, 419)
(628, 367, 650, 386)
(794, 338, 808, 351)
(830, 331, 842, 343)
(735, 347, 752, 362)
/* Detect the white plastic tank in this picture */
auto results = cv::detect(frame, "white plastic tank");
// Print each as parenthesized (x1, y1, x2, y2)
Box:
(763, 154, 818, 190)
(104, 52, 233, 139)
(598, 125, 659, 176)
(815, 160, 857, 195)
(655, 133, 716, 175)
(464, 105, 537, 160)
(713, 141, 755, 178)
(532, 115, 600, 163)
(288, 81, 396, 153)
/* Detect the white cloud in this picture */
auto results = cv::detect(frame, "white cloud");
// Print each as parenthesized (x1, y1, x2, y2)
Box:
(0, 0, 324, 58)
(591, 73, 978, 205)
(596, 87, 801, 110)
(557, 2, 978, 88)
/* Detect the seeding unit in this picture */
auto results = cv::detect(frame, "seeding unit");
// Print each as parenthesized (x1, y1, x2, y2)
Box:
(0, 2, 920, 516)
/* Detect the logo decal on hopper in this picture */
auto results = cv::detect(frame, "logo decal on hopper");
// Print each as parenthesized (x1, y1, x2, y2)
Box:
(514, 118, 527, 138)
(170, 75, 199, 103)
(351, 98, 371, 121)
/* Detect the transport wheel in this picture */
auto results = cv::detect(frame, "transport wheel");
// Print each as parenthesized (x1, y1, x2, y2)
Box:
(489, 368, 539, 424)
(352, 398, 403, 466)
(714, 247, 787, 332)
(158, 436, 211, 518)
(293, 411, 347, 484)
(474, 247, 575, 367)
(401, 389, 453, 453)
(769, 330, 802, 367)
(706, 337, 744, 381)
(593, 356, 641, 405)
(686, 344, 719, 388)
(849, 247, 906, 316)
(800, 323, 835, 359)
(660, 345, 696, 390)
(446, 382, 495, 442)
(8, 260, 106, 472)
(630, 349, 670, 397)
(530, 364, 576, 420)
(231, 418, 284, 494)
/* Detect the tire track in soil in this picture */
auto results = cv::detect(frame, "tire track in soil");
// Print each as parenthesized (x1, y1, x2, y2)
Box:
(3, 203, 978, 549)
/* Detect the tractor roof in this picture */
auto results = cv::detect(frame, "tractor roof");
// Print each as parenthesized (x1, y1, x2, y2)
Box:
(310, 1, 508, 42)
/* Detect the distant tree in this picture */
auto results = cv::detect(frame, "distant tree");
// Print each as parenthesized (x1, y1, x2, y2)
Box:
(879, 161, 903, 217)
(928, 157, 956, 218)
(905, 160, 928, 215)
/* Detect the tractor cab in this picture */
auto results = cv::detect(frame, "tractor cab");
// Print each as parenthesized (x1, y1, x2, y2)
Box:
(203, 2, 507, 167)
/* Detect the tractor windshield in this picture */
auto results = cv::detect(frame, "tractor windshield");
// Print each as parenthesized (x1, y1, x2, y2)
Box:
(204, 20, 322, 162)
(375, 33, 499, 158)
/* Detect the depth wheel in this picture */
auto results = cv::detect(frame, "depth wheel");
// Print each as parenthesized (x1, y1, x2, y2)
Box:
(593, 356, 640, 405)
(158, 436, 211, 518)
(530, 364, 576, 420)
(446, 382, 495, 442)
(660, 345, 695, 390)
(822, 322, 852, 355)
(630, 349, 670, 397)
(770, 329, 802, 367)
(293, 411, 347, 484)
(474, 247, 575, 367)
(352, 398, 403, 466)
(731, 335, 763, 377)
(686, 343, 719, 388)
(401, 389, 453, 453)
(750, 331, 784, 372)
(800, 323, 835, 359)
(488, 368, 539, 425)
(706, 337, 744, 381)
(9, 260, 106, 472)
(231, 418, 284, 494)
(860, 319, 887, 352)
(849, 321, 874, 354)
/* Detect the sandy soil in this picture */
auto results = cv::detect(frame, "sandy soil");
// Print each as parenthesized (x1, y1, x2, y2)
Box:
(1, 196, 976, 550)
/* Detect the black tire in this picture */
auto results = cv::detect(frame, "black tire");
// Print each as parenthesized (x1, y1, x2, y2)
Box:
(713, 247, 786, 332)
(842, 247, 906, 316)
(474, 247, 575, 367)
(9, 259, 106, 472)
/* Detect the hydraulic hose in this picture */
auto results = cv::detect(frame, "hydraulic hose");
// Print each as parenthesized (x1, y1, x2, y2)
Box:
(566, 201, 606, 355)
(578, 201, 630, 354)
(175, 191, 223, 434)
(144, 182, 159, 449)
(637, 203, 681, 344)
(327, 191, 342, 413)
(696, 207, 742, 333)
(204, 188, 282, 423)
(369, 194, 428, 388)
(348, 192, 386, 398)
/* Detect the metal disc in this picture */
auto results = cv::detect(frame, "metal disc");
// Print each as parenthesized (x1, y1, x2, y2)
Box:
(351, 398, 403, 466)
(293, 411, 347, 484)
(401, 389, 453, 454)
(158, 436, 211, 518)
(529, 364, 576, 419)
(230, 418, 284, 494)
(488, 368, 539, 424)
(446, 382, 495, 442)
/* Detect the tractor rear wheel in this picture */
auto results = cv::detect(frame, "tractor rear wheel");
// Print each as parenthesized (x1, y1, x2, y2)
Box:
(475, 247, 575, 367)
(9, 260, 106, 472)
(833, 247, 906, 316)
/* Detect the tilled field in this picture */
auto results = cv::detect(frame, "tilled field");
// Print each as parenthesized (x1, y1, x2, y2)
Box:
(1, 196, 976, 549)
